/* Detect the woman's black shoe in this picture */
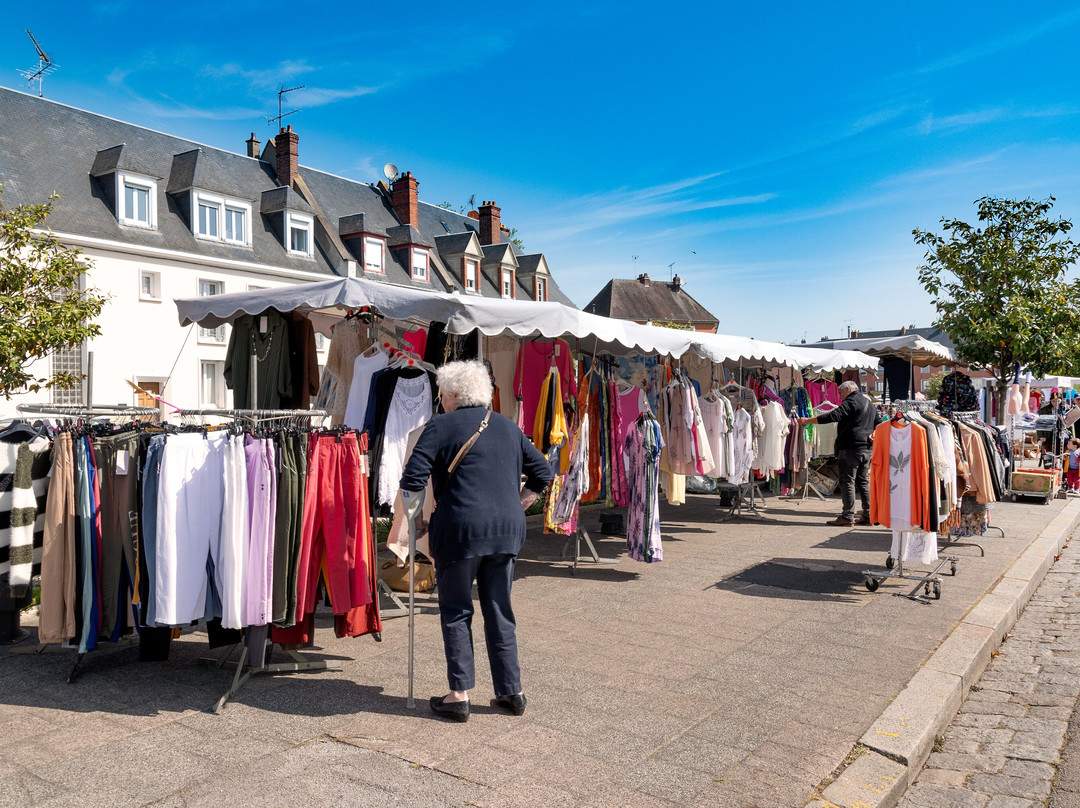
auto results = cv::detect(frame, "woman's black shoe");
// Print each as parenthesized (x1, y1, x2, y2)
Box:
(430, 695, 470, 722)
(494, 693, 527, 716)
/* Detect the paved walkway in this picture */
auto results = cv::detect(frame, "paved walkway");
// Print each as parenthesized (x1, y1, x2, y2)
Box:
(896, 526, 1080, 808)
(1, 491, 1077, 807)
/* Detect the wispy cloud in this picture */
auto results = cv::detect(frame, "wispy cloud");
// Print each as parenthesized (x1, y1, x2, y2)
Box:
(916, 9, 1080, 75)
(204, 60, 316, 90)
(126, 93, 264, 121)
(917, 108, 1005, 134)
(533, 172, 777, 241)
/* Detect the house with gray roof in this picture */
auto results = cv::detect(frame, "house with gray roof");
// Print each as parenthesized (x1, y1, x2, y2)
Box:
(0, 85, 572, 415)
(584, 273, 719, 333)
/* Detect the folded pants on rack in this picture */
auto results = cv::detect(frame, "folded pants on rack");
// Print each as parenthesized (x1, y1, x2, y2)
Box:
(218, 434, 248, 630)
(137, 435, 166, 626)
(74, 437, 96, 653)
(243, 435, 276, 627)
(38, 433, 76, 644)
(155, 433, 226, 626)
(94, 432, 139, 639)
(272, 433, 305, 626)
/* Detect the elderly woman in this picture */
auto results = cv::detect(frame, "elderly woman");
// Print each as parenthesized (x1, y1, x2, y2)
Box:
(400, 359, 553, 722)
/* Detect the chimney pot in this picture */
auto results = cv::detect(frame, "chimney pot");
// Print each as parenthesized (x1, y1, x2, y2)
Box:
(391, 171, 420, 227)
(274, 126, 300, 188)
(478, 200, 502, 245)
(900, 326, 907, 335)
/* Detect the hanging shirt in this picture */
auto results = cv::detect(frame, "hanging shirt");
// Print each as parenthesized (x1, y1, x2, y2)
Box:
(343, 351, 388, 430)
(514, 340, 577, 431)
(377, 374, 433, 508)
(223, 311, 292, 409)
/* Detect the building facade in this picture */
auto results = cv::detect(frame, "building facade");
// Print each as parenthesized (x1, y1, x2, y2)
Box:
(584, 273, 719, 333)
(0, 86, 572, 417)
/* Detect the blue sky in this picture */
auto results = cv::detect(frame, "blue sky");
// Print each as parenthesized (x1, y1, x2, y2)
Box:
(2, 2, 1079, 343)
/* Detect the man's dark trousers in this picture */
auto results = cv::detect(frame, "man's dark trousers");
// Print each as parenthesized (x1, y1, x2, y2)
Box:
(837, 447, 872, 521)
(435, 553, 521, 697)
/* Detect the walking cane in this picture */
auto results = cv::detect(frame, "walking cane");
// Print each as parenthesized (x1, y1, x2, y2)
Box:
(401, 488, 426, 710)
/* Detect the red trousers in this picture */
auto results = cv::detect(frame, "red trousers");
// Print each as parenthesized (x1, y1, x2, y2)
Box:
(1067, 467, 1079, 490)
(272, 432, 381, 643)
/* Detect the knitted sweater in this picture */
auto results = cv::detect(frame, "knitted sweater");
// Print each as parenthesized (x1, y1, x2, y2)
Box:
(0, 436, 51, 596)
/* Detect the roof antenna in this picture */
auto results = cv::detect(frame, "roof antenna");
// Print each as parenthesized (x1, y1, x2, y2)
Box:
(19, 30, 58, 97)
(267, 84, 305, 128)
(668, 261, 676, 281)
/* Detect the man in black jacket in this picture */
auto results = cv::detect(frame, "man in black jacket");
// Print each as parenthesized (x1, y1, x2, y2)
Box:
(798, 380, 879, 527)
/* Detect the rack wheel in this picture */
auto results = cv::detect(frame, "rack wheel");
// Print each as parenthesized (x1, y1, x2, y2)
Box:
(950, 561, 957, 576)
(864, 576, 880, 592)
(885, 555, 895, 570)
(924, 583, 931, 598)
(932, 581, 942, 599)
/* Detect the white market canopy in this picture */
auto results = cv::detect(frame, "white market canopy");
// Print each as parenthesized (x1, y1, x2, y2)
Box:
(809, 334, 955, 365)
(173, 277, 878, 369)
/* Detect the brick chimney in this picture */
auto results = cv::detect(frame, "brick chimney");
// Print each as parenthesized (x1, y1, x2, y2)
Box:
(479, 201, 501, 245)
(275, 125, 299, 188)
(246, 132, 261, 159)
(900, 325, 908, 335)
(638, 272, 651, 287)
(671, 274, 683, 292)
(391, 171, 419, 227)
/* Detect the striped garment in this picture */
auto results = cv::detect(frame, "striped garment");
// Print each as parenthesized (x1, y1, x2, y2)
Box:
(0, 436, 51, 597)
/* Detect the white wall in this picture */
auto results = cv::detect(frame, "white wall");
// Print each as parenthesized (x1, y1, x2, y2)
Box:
(0, 246, 329, 420)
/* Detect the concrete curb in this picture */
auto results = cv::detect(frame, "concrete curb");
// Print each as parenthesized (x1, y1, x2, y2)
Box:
(805, 498, 1080, 808)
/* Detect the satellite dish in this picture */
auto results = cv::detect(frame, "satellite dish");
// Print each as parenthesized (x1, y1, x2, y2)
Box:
(383, 163, 398, 181)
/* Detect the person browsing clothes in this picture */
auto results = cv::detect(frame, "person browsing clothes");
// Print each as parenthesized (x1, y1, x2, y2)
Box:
(797, 380, 879, 527)
(399, 360, 553, 722)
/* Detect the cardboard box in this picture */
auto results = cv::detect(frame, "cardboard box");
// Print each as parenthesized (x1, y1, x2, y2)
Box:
(1011, 469, 1059, 494)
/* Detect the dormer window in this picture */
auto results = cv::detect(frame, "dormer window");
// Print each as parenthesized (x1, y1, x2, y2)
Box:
(117, 172, 157, 229)
(465, 258, 479, 291)
(364, 237, 385, 274)
(287, 213, 314, 257)
(501, 268, 515, 299)
(192, 191, 251, 246)
(535, 277, 547, 302)
(412, 248, 429, 281)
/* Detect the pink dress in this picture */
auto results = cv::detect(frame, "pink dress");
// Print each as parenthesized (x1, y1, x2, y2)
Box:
(514, 340, 578, 430)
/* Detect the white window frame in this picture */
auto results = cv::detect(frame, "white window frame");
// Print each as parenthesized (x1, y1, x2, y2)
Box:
(199, 360, 226, 408)
(501, 268, 514, 299)
(197, 279, 227, 344)
(139, 269, 161, 302)
(874, 381, 884, 393)
(286, 213, 314, 257)
(535, 276, 547, 302)
(116, 172, 157, 229)
(465, 258, 479, 291)
(411, 248, 429, 281)
(191, 191, 251, 246)
(364, 237, 385, 274)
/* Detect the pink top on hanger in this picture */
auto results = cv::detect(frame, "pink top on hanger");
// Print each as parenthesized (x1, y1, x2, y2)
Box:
(513, 340, 578, 429)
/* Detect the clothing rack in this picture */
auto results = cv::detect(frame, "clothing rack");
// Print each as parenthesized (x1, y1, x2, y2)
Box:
(16, 403, 160, 420)
(173, 407, 329, 426)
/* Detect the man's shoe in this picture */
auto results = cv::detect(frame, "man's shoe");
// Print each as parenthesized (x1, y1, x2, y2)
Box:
(856, 514, 872, 525)
(826, 516, 855, 527)
(430, 695, 470, 722)
(494, 693, 527, 716)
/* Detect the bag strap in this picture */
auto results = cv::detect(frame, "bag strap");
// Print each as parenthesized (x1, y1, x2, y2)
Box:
(447, 408, 492, 478)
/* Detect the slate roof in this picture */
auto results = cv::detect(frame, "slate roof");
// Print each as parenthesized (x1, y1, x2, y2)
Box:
(584, 278, 718, 327)
(0, 85, 575, 305)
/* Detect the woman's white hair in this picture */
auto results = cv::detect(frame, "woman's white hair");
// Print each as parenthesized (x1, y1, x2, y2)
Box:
(436, 360, 493, 408)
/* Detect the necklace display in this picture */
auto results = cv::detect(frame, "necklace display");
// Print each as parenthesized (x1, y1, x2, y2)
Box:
(251, 329, 274, 362)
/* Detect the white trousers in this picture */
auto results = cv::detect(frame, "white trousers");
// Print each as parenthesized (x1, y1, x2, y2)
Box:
(155, 433, 226, 626)
(220, 435, 249, 630)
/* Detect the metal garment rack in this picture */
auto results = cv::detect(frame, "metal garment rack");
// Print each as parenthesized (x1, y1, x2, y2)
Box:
(717, 479, 773, 522)
(16, 403, 161, 420)
(182, 401, 345, 712)
(540, 526, 621, 574)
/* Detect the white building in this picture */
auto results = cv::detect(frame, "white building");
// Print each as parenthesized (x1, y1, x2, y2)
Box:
(0, 86, 571, 418)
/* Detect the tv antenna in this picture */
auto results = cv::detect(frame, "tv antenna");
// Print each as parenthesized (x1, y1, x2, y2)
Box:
(382, 163, 398, 181)
(468, 194, 476, 208)
(668, 261, 676, 280)
(267, 84, 305, 128)
(19, 30, 58, 97)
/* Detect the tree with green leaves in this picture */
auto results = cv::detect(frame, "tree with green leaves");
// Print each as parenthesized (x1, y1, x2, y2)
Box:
(0, 189, 106, 398)
(915, 196, 1080, 419)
